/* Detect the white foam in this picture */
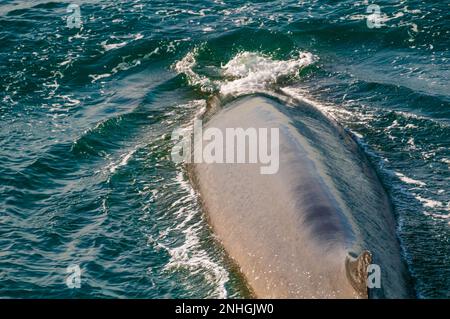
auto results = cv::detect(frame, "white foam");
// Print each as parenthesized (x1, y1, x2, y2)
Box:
(220, 51, 316, 95)
(173, 48, 217, 92)
(89, 73, 111, 82)
(160, 171, 229, 298)
(423, 210, 450, 227)
(174, 49, 316, 96)
(415, 196, 443, 209)
(108, 148, 137, 174)
(102, 41, 128, 51)
(395, 172, 426, 187)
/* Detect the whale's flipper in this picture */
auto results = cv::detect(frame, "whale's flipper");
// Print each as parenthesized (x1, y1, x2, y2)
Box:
(345, 250, 372, 297)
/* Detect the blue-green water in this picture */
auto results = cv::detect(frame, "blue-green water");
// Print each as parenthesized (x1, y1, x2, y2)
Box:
(0, 0, 448, 298)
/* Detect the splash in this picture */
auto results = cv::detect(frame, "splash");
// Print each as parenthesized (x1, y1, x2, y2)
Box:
(174, 49, 316, 96)
(220, 51, 316, 95)
(174, 48, 218, 93)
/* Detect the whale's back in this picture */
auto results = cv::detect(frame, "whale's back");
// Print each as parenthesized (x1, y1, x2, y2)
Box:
(193, 95, 412, 298)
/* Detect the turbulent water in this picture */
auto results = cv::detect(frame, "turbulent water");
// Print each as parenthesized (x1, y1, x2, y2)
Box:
(0, 0, 448, 298)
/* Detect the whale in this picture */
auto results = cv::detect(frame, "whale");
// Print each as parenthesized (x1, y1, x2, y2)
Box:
(189, 94, 413, 298)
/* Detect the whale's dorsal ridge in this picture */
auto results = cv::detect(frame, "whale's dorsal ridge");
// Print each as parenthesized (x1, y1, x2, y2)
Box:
(345, 250, 373, 298)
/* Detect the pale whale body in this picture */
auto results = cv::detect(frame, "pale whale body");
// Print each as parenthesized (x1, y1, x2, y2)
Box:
(192, 95, 413, 298)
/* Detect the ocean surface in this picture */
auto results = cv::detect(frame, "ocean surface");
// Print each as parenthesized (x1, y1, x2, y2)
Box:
(0, 0, 448, 298)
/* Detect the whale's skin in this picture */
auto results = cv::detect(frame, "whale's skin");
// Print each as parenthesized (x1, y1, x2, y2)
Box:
(192, 95, 413, 298)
